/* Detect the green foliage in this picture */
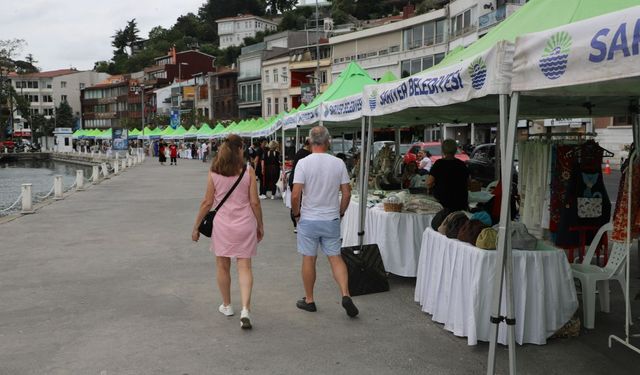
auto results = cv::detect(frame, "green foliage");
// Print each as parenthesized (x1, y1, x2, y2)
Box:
(198, 0, 265, 22)
(279, 7, 313, 31)
(31, 114, 50, 138)
(416, 0, 445, 15)
(265, 0, 298, 15)
(55, 101, 74, 129)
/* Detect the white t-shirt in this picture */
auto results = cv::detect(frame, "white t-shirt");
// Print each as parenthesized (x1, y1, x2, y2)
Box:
(419, 157, 432, 171)
(293, 153, 350, 221)
(201, 143, 208, 152)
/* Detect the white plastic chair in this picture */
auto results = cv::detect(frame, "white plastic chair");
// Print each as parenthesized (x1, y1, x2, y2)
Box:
(571, 223, 631, 329)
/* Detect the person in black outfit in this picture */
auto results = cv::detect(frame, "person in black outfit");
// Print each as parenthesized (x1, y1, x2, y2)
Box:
(255, 139, 268, 198)
(427, 139, 469, 211)
(289, 138, 311, 231)
(263, 140, 282, 199)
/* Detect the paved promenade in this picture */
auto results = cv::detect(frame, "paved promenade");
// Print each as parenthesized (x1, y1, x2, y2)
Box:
(0, 159, 638, 374)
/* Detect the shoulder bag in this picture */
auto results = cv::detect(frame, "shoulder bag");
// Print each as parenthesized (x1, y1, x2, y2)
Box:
(198, 165, 247, 237)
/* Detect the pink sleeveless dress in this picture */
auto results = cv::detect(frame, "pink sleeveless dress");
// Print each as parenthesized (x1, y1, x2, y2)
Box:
(210, 168, 258, 258)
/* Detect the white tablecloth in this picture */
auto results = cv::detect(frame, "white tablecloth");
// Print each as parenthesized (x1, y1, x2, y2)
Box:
(415, 228, 578, 345)
(341, 200, 433, 277)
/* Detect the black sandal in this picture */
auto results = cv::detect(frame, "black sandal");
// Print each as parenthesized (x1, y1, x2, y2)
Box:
(296, 297, 317, 312)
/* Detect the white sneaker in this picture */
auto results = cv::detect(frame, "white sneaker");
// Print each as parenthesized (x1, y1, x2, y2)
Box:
(219, 304, 234, 316)
(270, 195, 275, 200)
(240, 309, 252, 329)
(259, 195, 267, 200)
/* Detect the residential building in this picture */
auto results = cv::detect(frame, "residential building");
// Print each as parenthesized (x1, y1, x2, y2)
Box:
(238, 42, 266, 119)
(52, 70, 110, 120)
(144, 48, 216, 85)
(287, 41, 331, 109)
(593, 117, 634, 168)
(261, 48, 290, 118)
(81, 74, 150, 129)
(216, 14, 278, 50)
(210, 67, 238, 121)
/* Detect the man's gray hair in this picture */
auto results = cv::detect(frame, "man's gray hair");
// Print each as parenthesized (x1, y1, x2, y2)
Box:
(309, 126, 331, 146)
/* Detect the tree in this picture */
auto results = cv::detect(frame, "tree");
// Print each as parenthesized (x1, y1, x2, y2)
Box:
(266, 0, 298, 15)
(31, 113, 48, 138)
(416, 0, 444, 15)
(0, 39, 26, 140)
(198, 0, 265, 23)
(55, 101, 74, 129)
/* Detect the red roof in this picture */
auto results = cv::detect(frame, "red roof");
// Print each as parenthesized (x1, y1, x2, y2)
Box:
(8, 68, 78, 79)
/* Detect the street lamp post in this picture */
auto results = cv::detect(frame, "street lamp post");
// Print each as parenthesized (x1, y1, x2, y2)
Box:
(315, 0, 320, 97)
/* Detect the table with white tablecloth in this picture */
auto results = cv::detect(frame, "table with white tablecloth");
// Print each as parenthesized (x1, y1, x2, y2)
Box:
(415, 228, 578, 345)
(341, 200, 434, 277)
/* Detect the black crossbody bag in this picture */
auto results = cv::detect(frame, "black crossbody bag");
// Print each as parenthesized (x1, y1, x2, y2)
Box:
(198, 166, 247, 237)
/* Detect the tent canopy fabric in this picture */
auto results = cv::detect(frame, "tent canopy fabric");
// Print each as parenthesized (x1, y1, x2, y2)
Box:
(378, 71, 398, 83)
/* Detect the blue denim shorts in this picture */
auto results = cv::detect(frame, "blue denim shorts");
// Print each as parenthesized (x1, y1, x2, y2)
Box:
(297, 218, 342, 257)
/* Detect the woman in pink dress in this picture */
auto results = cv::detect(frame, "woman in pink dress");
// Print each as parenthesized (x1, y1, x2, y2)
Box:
(192, 134, 264, 329)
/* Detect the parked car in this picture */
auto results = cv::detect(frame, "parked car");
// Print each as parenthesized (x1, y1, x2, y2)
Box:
(0, 140, 16, 153)
(405, 142, 470, 164)
(372, 141, 412, 159)
(330, 138, 359, 171)
(467, 143, 519, 186)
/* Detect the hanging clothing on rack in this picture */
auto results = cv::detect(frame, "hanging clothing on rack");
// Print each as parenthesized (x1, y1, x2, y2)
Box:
(612, 151, 640, 242)
(518, 141, 551, 237)
(549, 145, 575, 235)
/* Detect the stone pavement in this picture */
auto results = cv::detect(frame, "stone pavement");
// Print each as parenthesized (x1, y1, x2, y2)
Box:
(1, 158, 638, 374)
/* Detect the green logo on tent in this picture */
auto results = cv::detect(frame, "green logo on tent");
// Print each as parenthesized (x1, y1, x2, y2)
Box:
(467, 57, 487, 90)
(368, 90, 378, 111)
(539, 31, 572, 80)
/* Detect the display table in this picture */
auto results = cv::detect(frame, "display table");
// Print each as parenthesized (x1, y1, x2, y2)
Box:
(341, 200, 434, 277)
(415, 228, 578, 345)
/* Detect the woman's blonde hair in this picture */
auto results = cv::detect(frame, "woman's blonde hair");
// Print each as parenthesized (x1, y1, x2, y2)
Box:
(268, 140, 279, 151)
(211, 134, 244, 176)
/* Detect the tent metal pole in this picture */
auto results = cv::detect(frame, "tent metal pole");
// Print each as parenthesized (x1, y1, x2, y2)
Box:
(296, 126, 300, 152)
(487, 93, 519, 375)
(281, 125, 286, 176)
(357, 116, 368, 247)
(608, 97, 640, 355)
(394, 126, 401, 161)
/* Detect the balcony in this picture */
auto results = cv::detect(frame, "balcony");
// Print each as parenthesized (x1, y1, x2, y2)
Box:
(478, 6, 507, 30)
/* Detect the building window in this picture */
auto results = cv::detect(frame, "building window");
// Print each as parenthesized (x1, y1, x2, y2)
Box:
(320, 70, 328, 84)
(452, 9, 473, 37)
(613, 116, 632, 126)
(61, 81, 67, 88)
(422, 56, 434, 71)
(389, 45, 400, 53)
(273, 69, 278, 83)
(282, 67, 287, 83)
(267, 98, 272, 116)
(44, 108, 54, 116)
(274, 97, 279, 114)
(379, 49, 389, 56)
(241, 85, 247, 101)
(61, 95, 67, 102)
(283, 97, 288, 111)
(79, 83, 85, 89)
(265, 70, 270, 83)
(434, 53, 445, 65)
(42, 95, 53, 103)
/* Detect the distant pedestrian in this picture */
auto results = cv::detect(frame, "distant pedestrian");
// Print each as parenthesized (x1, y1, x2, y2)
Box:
(191, 143, 197, 160)
(291, 126, 359, 318)
(263, 140, 281, 199)
(159, 141, 167, 165)
(427, 139, 469, 211)
(289, 138, 311, 232)
(169, 141, 178, 165)
(201, 142, 209, 163)
(192, 134, 264, 329)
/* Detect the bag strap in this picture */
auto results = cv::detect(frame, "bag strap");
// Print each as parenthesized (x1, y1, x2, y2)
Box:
(211, 165, 247, 215)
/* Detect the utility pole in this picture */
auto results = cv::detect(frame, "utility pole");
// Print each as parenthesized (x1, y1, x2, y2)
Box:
(315, 0, 320, 98)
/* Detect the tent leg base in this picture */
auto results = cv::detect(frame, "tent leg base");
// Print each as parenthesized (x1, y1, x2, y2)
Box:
(609, 334, 640, 355)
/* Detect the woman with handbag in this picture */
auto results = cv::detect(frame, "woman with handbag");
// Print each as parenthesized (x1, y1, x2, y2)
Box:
(192, 134, 264, 329)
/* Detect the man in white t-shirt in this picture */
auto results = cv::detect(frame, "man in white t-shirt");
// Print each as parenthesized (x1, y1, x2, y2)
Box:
(291, 126, 359, 318)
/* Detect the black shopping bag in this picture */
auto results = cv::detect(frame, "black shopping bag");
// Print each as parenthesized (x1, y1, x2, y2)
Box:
(341, 244, 390, 296)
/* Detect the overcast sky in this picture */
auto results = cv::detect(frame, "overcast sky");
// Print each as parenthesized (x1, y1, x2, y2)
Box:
(1, 0, 208, 71)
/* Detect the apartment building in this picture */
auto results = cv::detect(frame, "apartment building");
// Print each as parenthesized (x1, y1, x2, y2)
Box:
(261, 49, 290, 118)
(238, 42, 266, 119)
(52, 71, 110, 118)
(288, 42, 331, 109)
(216, 14, 278, 50)
(210, 67, 239, 121)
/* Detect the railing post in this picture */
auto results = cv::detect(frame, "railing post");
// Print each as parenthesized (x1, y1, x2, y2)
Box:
(121, 159, 127, 170)
(53, 175, 64, 200)
(114, 160, 120, 175)
(21, 184, 34, 214)
(127, 157, 132, 168)
(92, 165, 100, 184)
(76, 170, 85, 191)
(101, 163, 110, 179)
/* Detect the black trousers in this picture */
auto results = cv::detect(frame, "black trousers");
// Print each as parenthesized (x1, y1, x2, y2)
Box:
(170, 156, 177, 164)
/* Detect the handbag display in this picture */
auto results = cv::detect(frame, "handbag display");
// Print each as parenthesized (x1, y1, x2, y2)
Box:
(508, 222, 537, 249)
(198, 166, 247, 237)
(431, 208, 453, 231)
(457, 219, 489, 245)
(341, 244, 390, 296)
(438, 211, 469, 239)
(476, 228, 498, 250)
